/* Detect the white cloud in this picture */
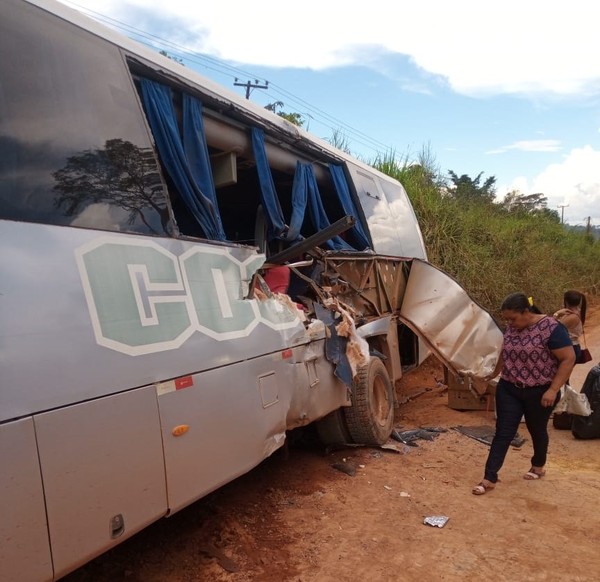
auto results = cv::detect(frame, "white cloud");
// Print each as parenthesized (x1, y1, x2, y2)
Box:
(58, 1, 600, 230)
(63, 0, 600, 98)
(487, 140, 562, 155)
(502, 146, 600, 225)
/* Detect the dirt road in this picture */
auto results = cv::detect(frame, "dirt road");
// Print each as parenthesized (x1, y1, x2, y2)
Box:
(66, 302, 600, 582)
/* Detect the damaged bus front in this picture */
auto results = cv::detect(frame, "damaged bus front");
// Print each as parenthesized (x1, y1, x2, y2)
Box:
(0, 1, 500, 580)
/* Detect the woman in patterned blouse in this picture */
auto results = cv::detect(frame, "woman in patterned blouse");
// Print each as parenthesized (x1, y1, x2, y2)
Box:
(472, 293, 575, 495)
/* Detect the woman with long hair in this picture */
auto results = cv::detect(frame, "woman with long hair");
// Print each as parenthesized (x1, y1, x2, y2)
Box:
(554, 290, 587, 363)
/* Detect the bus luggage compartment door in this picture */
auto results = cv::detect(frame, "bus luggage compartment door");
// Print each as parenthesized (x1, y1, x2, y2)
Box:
(0, 417, 53, 582)
(34, 386, 167, 580)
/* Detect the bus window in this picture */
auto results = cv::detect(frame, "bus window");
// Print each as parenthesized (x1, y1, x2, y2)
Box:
(131, 69, 360, 252)
(0, 1, 173, 236)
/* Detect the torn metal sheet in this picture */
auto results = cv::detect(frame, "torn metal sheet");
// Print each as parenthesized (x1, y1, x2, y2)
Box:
(423, 516, 449, 528)
(399, 259, 502, 378)
(356, 315, 393, 339)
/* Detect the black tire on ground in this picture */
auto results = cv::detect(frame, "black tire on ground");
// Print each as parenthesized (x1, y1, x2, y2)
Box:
(315, 408, 353, 445)
(343, 356, 394, 445)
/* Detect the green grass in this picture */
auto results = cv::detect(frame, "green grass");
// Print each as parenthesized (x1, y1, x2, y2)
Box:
(370, 148, 600, 318)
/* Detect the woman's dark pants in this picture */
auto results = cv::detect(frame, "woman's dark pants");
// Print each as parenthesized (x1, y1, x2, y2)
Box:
(484, 379, 559, 483)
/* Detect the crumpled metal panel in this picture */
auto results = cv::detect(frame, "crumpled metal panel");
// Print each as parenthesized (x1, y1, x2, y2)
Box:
(399, 259, 502, 378)
(320, 254, 408, 317)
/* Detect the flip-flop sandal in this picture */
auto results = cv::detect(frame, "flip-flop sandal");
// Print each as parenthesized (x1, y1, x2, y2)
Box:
(472, 482, 495, 495)
(523, 469, 546, 480)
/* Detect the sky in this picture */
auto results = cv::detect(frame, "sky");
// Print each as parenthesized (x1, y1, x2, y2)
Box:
(60, 0, 600, 226)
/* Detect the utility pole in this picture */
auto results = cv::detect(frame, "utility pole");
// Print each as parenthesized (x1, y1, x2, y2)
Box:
(586, 216, 592, 236)
(233, 78, 269, 100)
(557, 203, 569, 224)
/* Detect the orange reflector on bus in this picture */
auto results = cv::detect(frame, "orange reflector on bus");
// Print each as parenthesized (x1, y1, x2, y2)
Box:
(172, 425, 189, 437)
(282, 349, 293, 359)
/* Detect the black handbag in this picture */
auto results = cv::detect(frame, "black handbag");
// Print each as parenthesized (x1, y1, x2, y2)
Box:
(578, 329, 592, 363)
(552, 411, 573, 430)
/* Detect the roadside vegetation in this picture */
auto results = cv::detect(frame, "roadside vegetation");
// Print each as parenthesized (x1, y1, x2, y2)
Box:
(269, 111, 598, 317)
(370, 147, 600, 318)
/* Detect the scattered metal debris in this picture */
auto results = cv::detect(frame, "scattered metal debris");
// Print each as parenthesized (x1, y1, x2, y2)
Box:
(423, 516, 450, 528)
(452, 425, 526, 447)
(379, 442, 413, 454)
(397, 388, 431, 405)
(390, 427, 444, 446)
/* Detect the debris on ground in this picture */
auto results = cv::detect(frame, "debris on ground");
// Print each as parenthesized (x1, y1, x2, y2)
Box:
(331, 461, 357, 476)
(398, 388, 432, 404)
(452, 425, 526, 447)
(423, 516, 450, 528)
(390, 427, 445, 446)
(199, 544, 240, 573)
(380, 442, 414, 454)
(422, 461, 445, 469)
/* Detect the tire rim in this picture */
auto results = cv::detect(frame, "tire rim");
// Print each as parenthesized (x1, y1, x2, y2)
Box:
(372, 372, 391, 427)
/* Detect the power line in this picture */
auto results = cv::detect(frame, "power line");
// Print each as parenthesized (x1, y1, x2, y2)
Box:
(64, 2, 395, 159)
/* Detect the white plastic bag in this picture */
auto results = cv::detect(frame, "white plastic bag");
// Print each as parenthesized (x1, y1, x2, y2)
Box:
(555, 384, 592, 417)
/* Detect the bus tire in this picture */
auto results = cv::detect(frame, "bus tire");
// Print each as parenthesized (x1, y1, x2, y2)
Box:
(315, 408, 353, 445)
(343, 357, 394, 445)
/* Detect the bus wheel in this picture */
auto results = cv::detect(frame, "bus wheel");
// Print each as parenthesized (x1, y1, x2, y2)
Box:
(343, 357, 394, 445)
(315, 408, 353, 445)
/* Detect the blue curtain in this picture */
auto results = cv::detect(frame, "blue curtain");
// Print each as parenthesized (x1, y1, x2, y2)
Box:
(251, 128, 287, 239)
(183, 94, 225, 237)
(140, 79, 226, 241)
(304, 163, 353, 251)
(286, 162, 308, 242)
(329, 164, 371, 250)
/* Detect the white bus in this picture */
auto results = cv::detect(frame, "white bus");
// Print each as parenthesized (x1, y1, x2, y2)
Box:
(0, 1, 501, 580)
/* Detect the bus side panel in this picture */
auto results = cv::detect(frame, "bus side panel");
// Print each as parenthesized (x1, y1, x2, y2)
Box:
(286, 339, 351, 429)
(345, 162, 427, 259)
(158, 339, 350, 514)
(0, 221, 305, 422)
(34, 386, 167, 580)
(345, 164, 405, 256)
(377, 175, 427, 260)
(159, 351, 296, 514)
(0, 418, 53, 582)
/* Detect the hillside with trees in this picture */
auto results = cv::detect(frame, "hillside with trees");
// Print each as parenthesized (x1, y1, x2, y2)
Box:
(369, 148, 600, 317)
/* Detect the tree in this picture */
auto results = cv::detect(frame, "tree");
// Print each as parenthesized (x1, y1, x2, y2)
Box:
(158, 50, 184, 65)
(446, 170, 496, 203)
(264, 101, 304, 127)
(53, 139, 169, 234)
(502, 189, 560, 221)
